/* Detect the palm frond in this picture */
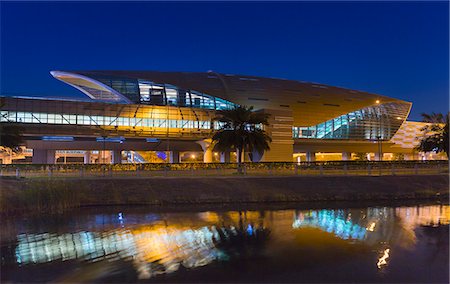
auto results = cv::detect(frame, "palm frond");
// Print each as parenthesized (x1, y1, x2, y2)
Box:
(212, 106, 272, 161)
(416, 112, 449, 157)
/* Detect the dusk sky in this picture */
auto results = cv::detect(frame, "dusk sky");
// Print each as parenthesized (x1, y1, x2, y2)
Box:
(1, 1, 448, 120)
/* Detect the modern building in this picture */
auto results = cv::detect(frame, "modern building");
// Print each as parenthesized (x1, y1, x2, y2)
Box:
(0, 70, 445, 164)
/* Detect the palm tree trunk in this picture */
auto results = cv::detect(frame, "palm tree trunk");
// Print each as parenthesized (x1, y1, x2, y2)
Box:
(237, 147, 243, 174)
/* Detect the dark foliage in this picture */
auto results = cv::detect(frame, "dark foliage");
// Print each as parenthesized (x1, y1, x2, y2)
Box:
(212, 106, 271, 166)
(416, 112, 449, 157)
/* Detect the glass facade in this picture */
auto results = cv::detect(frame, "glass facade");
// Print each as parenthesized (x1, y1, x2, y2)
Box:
(292, 102, 410, 140)
(96, 77, 140, 103)
(137, 80, 234, 110)
(70, 84, 118, 101)
(0, 111, 212, 130)
(84, 75, 236, 110)
(2, 95, 410, 143)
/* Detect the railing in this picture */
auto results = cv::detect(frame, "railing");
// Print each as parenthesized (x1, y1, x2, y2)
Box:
(0, 161, 448, 178)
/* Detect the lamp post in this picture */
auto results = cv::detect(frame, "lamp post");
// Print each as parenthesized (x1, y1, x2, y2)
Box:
(102, 135, 107, 164)
(375, 100, 382, 162)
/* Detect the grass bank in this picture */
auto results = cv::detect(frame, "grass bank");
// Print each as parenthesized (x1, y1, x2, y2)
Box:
(1, 175, 448, 215)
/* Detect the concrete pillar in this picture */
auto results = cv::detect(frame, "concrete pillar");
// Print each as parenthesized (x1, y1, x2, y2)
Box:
(342, 152, 352, 161)
(32, 149, 56, 164)
(250, 150, 264, 162)
(112, 150, 122, 164)
(1, 153, 12, 164)
(130, 151, 134, 163)
(306, 152, 316, 162)
(204, 148, 213, 163)
(374, 152, 382, 161)
(220, 152, 231, 163)
(84, 151, 91, 164)
(169, 151, 180, 163)
(243, 151, 251, 162)
(99, 150, 111, 164)
(403, 153, 414, 161)
(48, 150, 56, 164)
(196, 139, 215, 163)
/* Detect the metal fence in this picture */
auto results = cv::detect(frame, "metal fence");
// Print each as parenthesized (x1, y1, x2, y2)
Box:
(0, 161, 448, 178)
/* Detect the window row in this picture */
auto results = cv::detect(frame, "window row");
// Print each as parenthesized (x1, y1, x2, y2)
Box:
(0, 111, 212, 130)
(138, 80, 235, 110)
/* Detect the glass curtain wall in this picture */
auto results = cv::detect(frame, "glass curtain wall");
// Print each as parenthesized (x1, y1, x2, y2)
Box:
(90, 76, 235, 110)
(95, 77, 140, 103)
(137, 80, 234, 110)
(293, 102, 410, 140)
(0, 111, 212, 130)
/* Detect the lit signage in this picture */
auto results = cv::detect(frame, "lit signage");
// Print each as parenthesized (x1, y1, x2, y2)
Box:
(41, 136, 74, 141)
(96, 137, 125, 143)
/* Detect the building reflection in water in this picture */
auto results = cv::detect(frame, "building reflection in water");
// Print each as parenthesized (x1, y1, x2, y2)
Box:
(9, 205, 449, 279)
(292, 205, 449, 271)
(292, 205, 449, 241)
(292, 209, 367, 240)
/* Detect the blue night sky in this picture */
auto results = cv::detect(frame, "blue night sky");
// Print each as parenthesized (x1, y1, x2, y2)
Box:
(1, 1, 448, 121)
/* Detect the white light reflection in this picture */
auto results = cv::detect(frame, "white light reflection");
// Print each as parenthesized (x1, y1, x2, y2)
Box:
(367, 222, 376, 232)
(377, 248, 390, 269)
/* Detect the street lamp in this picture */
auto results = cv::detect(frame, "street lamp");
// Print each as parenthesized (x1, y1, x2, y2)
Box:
(375, 100, 382, 161)
(102, 134, 107, 164)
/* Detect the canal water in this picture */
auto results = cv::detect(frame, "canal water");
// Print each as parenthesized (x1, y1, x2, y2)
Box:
(1, 203, 449, 283)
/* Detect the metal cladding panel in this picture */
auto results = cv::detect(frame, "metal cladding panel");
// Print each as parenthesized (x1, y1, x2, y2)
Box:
(69, 71, 410, 127)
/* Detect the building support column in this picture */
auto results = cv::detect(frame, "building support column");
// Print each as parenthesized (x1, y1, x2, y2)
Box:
(99, 150, 111, 164)
(250, 150, 264, 162)
(169, 151, 180, 163)
(196, 139, 214, 163)
(403, 153, 413, 161)
(374, 152, 382, 161)
(1, 153, 12, 164)
(306, 152, 316, 162)
(220, 152, 230, 163)
(84, 151, 91, 164)
(32, 149, 56, 164)
(342, 152, 352, 161)
(204, 148, 213, 163)
(112, 150, 122, 164)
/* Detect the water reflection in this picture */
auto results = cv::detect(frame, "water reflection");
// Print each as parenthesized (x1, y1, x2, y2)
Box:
(2, 204, 449, 282)
(293, 210, 367, 240)
(12, 224, 268, 279)
(294, 205, 450, 243)
(377, 248, 390, 269)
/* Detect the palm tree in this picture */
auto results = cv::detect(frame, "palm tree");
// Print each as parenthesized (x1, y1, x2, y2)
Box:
(0, 102, 24, 153)
(420, 112, 444, 124)
(0, 102, 24, 164)
(0, 124, 23, 151)
(416, 112, 449, 158)
(212, 106, 271, 171)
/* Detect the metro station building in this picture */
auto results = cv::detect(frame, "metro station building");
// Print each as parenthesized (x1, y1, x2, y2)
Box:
(0, 71, 445, 164)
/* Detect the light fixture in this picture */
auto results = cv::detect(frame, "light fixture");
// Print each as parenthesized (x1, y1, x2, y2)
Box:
(96, 137, 125, 143)
(42, 136, 74, 142)
(375, 100, 380, 104)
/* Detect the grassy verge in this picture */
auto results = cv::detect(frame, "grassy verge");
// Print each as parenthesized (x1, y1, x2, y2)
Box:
(1, 175, 448, 215)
